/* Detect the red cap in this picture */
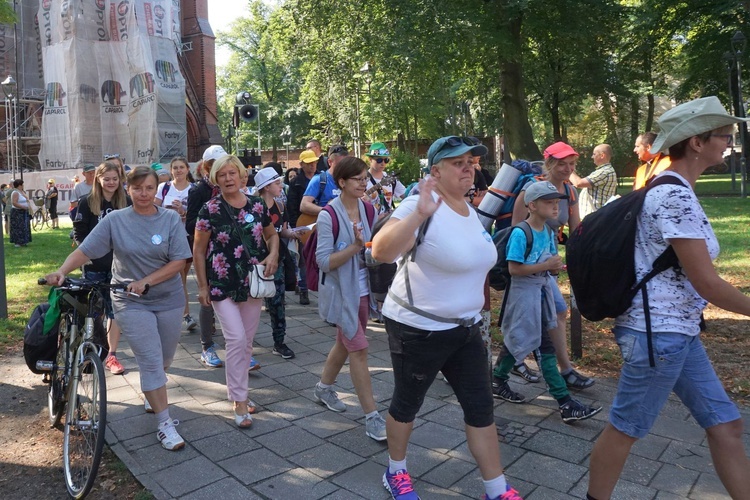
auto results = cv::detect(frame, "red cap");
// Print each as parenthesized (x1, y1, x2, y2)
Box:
(543, 142, 579, 160)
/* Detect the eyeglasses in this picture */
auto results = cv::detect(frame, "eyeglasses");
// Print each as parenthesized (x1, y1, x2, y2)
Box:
(374, 158, 390, 164)
(349, 176, 368, 184)
(709, 134, 734, 147)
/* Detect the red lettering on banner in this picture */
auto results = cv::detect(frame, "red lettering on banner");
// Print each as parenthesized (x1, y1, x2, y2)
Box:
(109, 5, 118, 41)
(144, 3, 154, 36)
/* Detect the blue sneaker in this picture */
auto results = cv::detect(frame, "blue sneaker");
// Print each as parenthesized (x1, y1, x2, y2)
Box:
(383, 468, 420, 499)
(200, 344, 223, 368)
(248, 356, 261, 372)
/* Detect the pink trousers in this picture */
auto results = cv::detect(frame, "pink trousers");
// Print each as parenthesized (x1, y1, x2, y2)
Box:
(212, 298, 262, 402)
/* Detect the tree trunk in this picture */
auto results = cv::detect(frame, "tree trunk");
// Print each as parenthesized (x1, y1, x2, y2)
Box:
(601, 94, 617, 143)
(645, 93, 655, 132)
(500, 16, 541, 160)
(550, 93, 561, 142)
(630, 95, 640, 140)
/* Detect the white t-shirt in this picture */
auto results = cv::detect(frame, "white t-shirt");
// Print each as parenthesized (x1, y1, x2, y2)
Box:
(156, 181, 192, 214)
(615, 172, 719, 336)
(382, 194, 496, 331)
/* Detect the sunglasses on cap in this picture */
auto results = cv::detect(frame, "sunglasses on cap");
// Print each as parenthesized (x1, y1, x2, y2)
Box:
(104, 154, 120, 160)
(443, 136, 477, 148)
(374, 158, 390, 164)
(329, 145, 348, 155)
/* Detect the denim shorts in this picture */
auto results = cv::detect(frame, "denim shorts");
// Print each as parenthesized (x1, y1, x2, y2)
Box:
(610, 326, 740, 439)
(550, 279, 567, 314)
(385, 318, 494, 428)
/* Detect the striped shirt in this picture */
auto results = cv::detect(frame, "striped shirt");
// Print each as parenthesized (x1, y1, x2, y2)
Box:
(579, 163, 617, 219)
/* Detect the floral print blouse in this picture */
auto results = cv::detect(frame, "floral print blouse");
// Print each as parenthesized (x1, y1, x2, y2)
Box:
(196, 195, 271, 302)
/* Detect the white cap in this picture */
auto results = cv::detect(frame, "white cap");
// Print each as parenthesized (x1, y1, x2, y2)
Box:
(202, 145, 228, 162)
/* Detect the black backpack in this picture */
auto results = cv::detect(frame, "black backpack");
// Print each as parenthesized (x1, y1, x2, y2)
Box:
(488, 221, 534, 291)
(566, 175, 682, 365)
(23, 302, 60, 374)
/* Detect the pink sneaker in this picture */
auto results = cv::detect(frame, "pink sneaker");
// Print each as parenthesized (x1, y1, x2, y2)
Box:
(105, 355, 125, 375)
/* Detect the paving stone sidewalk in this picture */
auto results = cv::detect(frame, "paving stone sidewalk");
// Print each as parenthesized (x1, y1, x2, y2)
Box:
(104, 275, 743, 499)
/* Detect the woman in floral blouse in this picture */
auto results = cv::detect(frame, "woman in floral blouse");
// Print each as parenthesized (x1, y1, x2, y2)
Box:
(193, 155, 279, 428)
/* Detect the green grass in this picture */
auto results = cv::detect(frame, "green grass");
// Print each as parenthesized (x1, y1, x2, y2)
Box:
(617, 173, 743, 196)
(0, 219, 74, 346)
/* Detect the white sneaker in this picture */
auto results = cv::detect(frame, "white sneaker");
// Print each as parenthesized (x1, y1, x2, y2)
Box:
(156, 419, 185, 451)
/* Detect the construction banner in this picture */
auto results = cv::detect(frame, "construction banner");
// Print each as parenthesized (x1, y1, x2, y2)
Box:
(36, 0, 186, 170)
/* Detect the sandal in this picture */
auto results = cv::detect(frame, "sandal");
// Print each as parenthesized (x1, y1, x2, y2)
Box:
(562, 369, 595, 389)
(247, 400, 257, 415)
(234, 412, 253, 428)
(511, 361, 540, 383)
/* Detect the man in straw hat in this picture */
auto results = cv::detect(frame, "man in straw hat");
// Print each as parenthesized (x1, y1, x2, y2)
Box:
(587, 96, 750, 500)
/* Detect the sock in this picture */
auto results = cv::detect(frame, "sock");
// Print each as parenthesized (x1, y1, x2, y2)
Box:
(388, 457, 407, 474)
(109, 351, 117, 358)
(365, 410, 379, 420)
(514, 361, 524, 368)
(317, 381, 331, 390)
(560, 368, 573, 376)
(155, 408, 170, 425)
(483, 474, 508, 499)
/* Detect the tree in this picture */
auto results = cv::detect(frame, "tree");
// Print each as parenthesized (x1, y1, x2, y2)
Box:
(217, 1, 312, 158)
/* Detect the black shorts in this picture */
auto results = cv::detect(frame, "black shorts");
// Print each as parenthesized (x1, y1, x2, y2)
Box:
(386, 317, 494, 427)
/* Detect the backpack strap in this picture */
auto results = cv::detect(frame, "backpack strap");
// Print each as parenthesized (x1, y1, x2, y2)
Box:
(161, 181, 171, 200)
(321, 204, 338, 241)
(387, 216, 476, 327)
(363, 201, 376, 230)
(315, 172, 327, 205)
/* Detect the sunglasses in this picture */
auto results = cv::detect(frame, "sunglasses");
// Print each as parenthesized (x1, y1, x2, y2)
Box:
(329, 145, 348, 155)
(374, 158, 390, 164)
(443, 136, 477, 148)
(104, 153, 120, 160)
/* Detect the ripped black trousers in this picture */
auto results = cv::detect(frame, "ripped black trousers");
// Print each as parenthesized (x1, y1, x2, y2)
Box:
(385, 317, 495, 427)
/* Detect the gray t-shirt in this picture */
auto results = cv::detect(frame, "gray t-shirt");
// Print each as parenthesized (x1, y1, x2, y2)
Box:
(71, 182, 93, 203)
(78, 206, 192, 312)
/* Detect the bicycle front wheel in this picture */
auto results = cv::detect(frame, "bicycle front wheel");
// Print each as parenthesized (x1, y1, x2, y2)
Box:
(63, 350, 107, 499)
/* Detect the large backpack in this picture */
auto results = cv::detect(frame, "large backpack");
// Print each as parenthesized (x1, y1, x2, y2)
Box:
(23, 302, 60, 374)
(566, 175, 682, 366)
(490, 160, 543, 231)
(302, 202, 376, 292)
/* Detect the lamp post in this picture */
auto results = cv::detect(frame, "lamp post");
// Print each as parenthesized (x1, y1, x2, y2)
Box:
(724, 51, 737, 190)
(2, 75, 19, 181)
(360, 62, 372, 144)
(731, 31, 747, 198)
(280, 126, 291, 165)
(0, 76, 11, 318)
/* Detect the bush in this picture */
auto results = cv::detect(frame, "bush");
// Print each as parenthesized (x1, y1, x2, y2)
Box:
(388, 149, 421, 185)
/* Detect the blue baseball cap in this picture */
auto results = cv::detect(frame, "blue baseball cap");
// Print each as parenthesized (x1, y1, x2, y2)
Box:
(427, 136, 488, 167)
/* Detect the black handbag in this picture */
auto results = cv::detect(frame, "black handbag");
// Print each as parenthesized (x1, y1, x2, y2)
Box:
(280, 242, 297, 291)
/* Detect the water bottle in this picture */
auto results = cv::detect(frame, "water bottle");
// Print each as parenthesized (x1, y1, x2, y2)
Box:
(364, 242, 379, 267)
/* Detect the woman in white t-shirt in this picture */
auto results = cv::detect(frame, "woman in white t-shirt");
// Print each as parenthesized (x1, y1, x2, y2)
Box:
(373, 137, 520, 500)
(588, 97, 750, 500)
(155, 156, 196, 330)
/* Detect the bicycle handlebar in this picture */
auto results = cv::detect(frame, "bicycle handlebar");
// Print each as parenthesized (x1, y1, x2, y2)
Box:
(38, 277, 148, 297)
